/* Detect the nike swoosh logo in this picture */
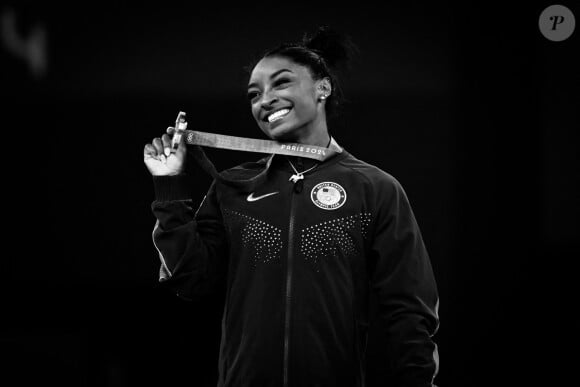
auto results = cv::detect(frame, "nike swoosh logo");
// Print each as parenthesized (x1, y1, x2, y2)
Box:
(247, 191, 279, 202)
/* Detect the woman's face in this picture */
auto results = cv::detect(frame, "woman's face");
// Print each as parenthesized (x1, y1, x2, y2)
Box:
(248, 56, 325, 142)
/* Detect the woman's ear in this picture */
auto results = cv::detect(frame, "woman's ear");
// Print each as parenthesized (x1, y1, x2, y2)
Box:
(316, 78, 332, 100)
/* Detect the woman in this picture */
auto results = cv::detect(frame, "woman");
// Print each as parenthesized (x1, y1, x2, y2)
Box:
(144, 27, 439, 387)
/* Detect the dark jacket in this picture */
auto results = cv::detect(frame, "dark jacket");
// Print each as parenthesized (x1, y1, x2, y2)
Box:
(151, 143, 439, 387)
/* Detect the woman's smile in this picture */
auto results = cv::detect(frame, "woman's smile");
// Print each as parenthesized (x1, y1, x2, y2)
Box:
(266, 108, 292, 123)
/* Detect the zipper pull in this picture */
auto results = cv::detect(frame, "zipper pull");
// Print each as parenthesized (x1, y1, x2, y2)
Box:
(289, 173, 304, 193)
(294, 179, 303, 194)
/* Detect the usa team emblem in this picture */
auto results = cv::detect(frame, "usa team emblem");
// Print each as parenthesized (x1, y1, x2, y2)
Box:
(311, 182, 347, 210)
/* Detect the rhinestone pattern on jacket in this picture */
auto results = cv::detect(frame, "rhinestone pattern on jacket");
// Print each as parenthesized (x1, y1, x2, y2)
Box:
(300, 212, 372, 271)
(223, 209, 283, 267)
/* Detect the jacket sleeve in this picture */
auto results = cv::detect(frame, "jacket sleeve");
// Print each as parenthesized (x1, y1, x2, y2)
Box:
(151, 174, 228, 301)
(368, 173, 440, 387)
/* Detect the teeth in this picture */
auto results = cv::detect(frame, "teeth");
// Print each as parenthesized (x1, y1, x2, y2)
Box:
(267, 109, 290, 123)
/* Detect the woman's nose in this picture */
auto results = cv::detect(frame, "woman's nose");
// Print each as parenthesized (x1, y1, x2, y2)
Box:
(260, 91, 278, 108)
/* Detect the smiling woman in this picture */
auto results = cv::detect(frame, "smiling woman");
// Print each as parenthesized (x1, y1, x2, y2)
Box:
(245, 28, 352, 147)
(247, 56, 331, 146)
(143, 26, 440, 387)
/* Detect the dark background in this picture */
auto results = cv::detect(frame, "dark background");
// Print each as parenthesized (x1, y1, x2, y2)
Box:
(1, 1, 578, 386)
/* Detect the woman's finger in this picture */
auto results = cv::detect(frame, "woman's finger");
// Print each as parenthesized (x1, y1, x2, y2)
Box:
(161, 134, 172, 156)
(144, 143, 158, 157)
(152, 138, 163, 154)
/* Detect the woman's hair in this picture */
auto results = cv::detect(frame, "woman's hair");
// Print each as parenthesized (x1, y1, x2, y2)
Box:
(246, 26, 358, 119)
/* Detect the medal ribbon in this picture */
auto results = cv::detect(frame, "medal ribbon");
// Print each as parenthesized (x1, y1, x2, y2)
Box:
(184, 130, 341, 161)
(170, 112, 343, 192)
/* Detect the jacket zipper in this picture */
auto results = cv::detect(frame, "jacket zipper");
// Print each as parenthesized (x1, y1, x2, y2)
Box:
(283, 189, 296, 387)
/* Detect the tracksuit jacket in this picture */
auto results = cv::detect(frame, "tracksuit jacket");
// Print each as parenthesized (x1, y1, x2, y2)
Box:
(151, 139, 439, 387)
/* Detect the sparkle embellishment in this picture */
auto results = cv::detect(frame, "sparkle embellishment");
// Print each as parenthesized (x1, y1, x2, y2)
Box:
(223, 209, 283, 268)
(300, 212, 372, 272)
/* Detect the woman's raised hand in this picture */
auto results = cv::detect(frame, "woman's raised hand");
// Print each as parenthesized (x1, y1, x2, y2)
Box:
(143, 127, 186, 176)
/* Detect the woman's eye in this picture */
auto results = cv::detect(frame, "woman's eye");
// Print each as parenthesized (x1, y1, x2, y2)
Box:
(247, 91, 260, 101)
(274, 78, 290, 87)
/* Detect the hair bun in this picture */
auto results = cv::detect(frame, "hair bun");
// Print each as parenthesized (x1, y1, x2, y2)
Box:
(301, 26, 357, 69)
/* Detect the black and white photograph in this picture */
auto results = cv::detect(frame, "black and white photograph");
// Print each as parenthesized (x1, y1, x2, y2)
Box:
(1, 1, 577, 386)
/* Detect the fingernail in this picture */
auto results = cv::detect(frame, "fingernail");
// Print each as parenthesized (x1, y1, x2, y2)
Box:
(164, 147, 170, 156)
